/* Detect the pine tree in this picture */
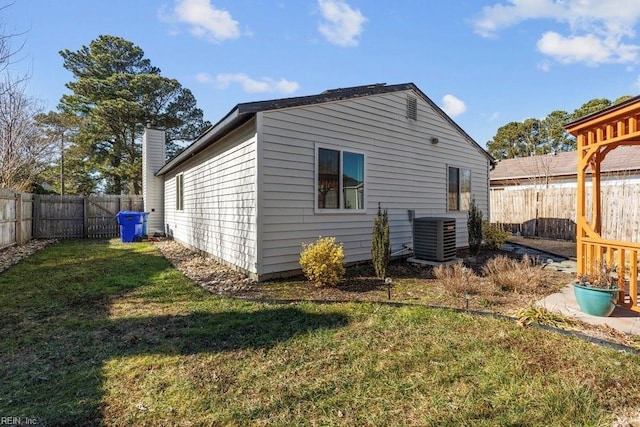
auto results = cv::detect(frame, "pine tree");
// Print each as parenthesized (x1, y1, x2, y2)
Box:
(467, 198, 483, 256)
(57, 35, 210, 194)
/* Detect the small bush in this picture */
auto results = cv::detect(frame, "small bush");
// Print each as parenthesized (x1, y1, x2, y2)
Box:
(433, 263, 484, 296)
(467, 199, 483, 255)
(483, 254, 547, 293)
(299, 236, 345, 287)
(482, 221, 510, 250)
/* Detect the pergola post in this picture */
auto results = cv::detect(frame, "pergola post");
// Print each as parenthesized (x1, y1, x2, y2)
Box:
(576, 141, 586, 277)
(566, 97, 640, 311)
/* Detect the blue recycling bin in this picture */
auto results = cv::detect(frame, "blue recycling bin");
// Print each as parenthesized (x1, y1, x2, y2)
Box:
(116, 211, 145, 243)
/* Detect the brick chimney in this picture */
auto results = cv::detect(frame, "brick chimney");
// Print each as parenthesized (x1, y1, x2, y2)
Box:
(142, 125, 165, 235)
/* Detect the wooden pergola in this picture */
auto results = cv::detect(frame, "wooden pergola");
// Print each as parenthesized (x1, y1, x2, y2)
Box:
(566, 97, 640, 311)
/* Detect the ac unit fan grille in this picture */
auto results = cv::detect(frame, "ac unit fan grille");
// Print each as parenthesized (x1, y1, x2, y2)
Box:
(413, 217, 456, 262)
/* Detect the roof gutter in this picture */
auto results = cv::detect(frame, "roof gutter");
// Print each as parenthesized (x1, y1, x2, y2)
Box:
(155, 106, 247, 176)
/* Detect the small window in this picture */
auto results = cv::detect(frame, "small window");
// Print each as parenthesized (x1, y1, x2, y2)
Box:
(317, 147, 365, 210)
(176, 173, 184, 211)
(406, 96, 417, 120)
(448, 166, 471, 211)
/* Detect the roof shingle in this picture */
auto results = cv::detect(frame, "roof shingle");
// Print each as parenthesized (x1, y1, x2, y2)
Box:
(490, 145, 640, 182)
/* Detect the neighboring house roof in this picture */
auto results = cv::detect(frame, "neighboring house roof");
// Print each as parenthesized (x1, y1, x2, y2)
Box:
(156, 82, 494, 176)
(490, 145, 640, 183)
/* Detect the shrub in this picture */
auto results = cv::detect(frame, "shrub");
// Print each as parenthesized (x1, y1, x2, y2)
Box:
(482, 221, 510, 250)
(299, 236, 345, 287)
(482, 254, 547, 293)
(433, 263, 484, 296)
(371, 204, 390, 279)
(467, 198, 483, 255)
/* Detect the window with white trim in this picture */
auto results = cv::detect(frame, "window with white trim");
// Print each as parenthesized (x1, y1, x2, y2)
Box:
(317, 147, 365, 210)
(175, 173, 184, 211)
(448, 166, 471, 211)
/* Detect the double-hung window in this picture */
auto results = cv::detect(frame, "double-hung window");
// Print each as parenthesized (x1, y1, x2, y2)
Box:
(317, 147, 365, 211)
(448, 166, 471, 211)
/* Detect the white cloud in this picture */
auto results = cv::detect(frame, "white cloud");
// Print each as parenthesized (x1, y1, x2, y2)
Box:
(195, 72, 214, 84)
(317, 0, 367, 47)
(538, 59, 551, 72)
(472, 0, 566, 38)
(162, 0, 240, 43)
(442, 95, 467, 118)
(472, 0, 640, 66)
(211, 73, 300, 94)
(537, 32, 615, 65)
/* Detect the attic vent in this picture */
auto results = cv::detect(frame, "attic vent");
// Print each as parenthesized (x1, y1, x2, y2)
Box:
(406, 96, 417, 120)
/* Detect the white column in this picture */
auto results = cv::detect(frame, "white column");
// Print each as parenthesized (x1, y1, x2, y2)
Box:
(142, 126, 166, 235)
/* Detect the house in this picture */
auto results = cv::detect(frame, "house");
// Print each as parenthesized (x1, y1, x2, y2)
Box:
(142, 83, 494, 280)
(490, 146, 640, 189)
(489, 146, 640, 241)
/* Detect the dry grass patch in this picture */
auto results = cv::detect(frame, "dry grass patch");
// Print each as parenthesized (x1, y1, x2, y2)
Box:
(483, 254, 550, 293)
(433, 262, 485, 296)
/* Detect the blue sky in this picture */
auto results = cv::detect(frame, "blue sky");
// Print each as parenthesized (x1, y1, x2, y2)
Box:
(5, 0, 640, 146)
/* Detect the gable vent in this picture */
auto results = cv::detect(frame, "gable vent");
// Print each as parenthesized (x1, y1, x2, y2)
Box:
(406, 96, 417, 120)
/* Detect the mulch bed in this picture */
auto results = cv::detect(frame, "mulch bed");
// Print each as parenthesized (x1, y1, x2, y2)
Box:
(0, 239, 57, 274)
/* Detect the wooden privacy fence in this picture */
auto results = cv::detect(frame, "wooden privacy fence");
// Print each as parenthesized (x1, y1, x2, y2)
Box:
(0, 189, 34, 249)
(0, 189, 146, 246)
(490, 184, 640, 242)
(33, 194, 144, 239)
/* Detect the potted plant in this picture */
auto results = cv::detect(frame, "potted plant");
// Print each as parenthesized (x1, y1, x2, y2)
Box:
(572, 260, 619, 317)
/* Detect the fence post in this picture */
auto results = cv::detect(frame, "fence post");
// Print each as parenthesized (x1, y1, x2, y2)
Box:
(15, 192, 23, 245)
(83, 197, 89, 239)
(33, 194, 40, 239)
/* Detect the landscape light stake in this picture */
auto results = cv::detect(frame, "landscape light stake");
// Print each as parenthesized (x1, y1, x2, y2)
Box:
(385, 277, 392, 300)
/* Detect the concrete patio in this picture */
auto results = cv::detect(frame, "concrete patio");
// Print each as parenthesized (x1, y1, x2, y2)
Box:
(538, 284, 640, 335)
(506, 237, 640, 336)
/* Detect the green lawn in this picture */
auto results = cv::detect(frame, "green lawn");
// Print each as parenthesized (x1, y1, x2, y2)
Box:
(1, 239, 640, 425)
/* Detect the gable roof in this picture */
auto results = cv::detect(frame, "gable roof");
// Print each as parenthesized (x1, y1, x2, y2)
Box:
(156, 82, 494, 175)
(490, 145, 640, 183)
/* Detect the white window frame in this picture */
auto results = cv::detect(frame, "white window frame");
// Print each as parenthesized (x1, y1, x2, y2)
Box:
(447, 165, 471, 212)
(315, 144, 367, 214)
(175, 173, 184, 211)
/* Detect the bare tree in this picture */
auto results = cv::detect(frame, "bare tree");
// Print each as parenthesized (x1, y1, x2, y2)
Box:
(0, 75, 54, 191)
(0, 3, 55, 192)
(0, 2, 27, 90)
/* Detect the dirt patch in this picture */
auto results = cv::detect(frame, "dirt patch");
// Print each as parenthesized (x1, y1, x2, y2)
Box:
(508, 236, 576, 260)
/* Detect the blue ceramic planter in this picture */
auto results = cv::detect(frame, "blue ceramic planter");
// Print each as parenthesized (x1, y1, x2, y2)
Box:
(572, 282, 618, 317)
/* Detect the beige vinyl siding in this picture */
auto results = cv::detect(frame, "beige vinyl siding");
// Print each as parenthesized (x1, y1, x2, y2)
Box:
(258, 90, 490, 275)
(164, 120, 258, 274)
